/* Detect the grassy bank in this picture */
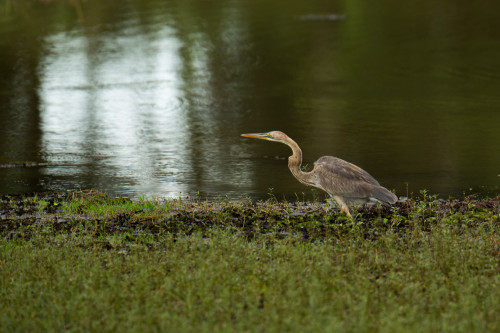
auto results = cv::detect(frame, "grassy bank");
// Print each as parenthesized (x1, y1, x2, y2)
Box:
(1, 191, 499, 332)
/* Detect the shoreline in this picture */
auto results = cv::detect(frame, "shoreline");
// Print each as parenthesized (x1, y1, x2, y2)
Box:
(2, 190, 498, 241)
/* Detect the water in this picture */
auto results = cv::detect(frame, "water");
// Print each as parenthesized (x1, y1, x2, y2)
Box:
(1, 0, 499, 200)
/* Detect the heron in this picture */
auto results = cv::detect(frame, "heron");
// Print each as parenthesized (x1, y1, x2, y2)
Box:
(241, 131, 397, 218)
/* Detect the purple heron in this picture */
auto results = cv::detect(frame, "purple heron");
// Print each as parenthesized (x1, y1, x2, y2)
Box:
(241, 131, 397, 218)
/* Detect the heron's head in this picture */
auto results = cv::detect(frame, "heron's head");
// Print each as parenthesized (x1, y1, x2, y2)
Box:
(241, 131, 288, 142)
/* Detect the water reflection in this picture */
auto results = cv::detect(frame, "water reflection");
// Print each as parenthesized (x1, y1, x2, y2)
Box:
(38, 21, 188, 195)
(35, 5, 256, 199)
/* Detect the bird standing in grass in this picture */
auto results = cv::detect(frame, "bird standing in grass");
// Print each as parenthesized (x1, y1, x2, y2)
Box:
(241, 131, 397, 218)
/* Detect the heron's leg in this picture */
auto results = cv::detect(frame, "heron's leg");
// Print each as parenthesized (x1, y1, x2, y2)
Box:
(333, 195, 353, 218)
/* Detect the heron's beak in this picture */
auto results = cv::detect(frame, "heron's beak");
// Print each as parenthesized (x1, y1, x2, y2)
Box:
(241, 132, 272, 140)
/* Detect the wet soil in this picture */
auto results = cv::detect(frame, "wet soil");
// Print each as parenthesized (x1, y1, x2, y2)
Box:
(1, 191, 499, 243)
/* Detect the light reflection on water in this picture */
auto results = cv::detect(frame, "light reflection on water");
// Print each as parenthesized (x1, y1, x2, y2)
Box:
(38, 25, 186, 196)
(35, 10, 254, 199)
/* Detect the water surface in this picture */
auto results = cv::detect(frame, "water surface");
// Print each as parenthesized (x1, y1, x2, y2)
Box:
(1, 0, 499, 200)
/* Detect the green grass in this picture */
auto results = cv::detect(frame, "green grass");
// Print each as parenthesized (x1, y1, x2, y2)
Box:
(0, 191, 499, 332)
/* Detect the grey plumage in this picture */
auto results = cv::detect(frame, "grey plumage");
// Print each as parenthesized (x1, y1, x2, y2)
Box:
(313, 156, 397, 205)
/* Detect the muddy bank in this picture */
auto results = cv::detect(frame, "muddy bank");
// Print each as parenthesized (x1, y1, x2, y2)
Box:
(1, 191, 499, 243)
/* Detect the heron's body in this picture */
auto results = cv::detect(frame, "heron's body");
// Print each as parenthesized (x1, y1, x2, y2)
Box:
(241, 131, 397, 218)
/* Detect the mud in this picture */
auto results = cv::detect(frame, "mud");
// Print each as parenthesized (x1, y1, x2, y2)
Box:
(1, 191, 499, 243)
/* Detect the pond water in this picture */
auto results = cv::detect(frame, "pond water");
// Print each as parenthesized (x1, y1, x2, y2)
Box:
(1, 0, 499, 200)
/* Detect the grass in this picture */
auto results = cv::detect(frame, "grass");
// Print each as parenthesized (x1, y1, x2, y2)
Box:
(0, 190, 499, 332)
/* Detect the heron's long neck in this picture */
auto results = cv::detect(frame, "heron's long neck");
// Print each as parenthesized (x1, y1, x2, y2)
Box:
(284, 137, 315, 186)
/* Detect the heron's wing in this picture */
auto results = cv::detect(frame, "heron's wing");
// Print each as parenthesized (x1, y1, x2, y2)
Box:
(312, 156, 393, 201)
